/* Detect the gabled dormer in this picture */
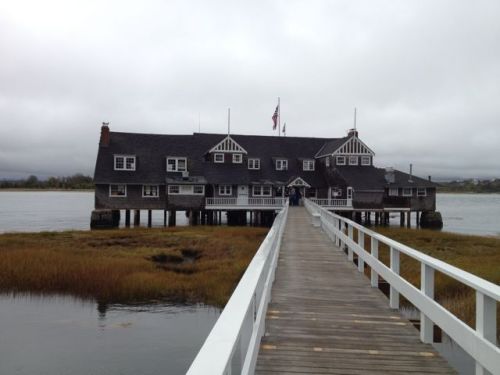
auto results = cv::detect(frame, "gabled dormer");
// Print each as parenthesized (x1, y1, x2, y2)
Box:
(208, 135, 248, 164)
(317, 130, 375, 167)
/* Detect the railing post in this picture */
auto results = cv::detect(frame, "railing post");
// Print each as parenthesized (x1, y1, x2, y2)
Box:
(420, 263, 435, 343)
(347, 224, 353, 261)
(334, 218, 340, 246)
(357, 230, 364, 272)
(389, 247, 399, 309)
(475, 291, 496, 375)
(370, 238, 378, 287)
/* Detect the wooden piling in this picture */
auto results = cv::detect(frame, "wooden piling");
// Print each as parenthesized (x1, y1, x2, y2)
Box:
(134, 210, 140, 226)
(163, 210, 167, 227)
(406, 211, 411, 228)
(168, 210, 176, 227)
(125, 210, 131, 227)
(400, 212, 405, 227)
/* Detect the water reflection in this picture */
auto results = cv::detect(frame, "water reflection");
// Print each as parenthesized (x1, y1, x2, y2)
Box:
(0, 295, 220, 375)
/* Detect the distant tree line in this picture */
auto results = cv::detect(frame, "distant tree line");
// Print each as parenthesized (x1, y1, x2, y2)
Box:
(438, 179, 500, 193)
(0, 174, 94, 190)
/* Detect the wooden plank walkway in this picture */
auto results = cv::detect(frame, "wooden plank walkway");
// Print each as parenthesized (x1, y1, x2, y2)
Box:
(256, 207, 455, 374)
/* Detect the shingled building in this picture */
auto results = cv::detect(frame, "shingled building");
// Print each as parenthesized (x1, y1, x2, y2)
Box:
(92, 124, 438, 227)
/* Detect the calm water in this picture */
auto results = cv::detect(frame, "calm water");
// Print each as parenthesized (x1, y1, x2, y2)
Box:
(0, 296, 219, 375)
(0, 191, 499, 236)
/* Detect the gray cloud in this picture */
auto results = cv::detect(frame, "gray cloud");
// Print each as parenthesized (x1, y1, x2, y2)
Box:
(0, 0, 499, 179)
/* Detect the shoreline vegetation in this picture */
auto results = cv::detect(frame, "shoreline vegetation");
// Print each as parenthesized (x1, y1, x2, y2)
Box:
(0, 174, 93, 190)
(437, 178, 500, 193)
(370, 227, 500, 337)
(0, 226, 267, 307)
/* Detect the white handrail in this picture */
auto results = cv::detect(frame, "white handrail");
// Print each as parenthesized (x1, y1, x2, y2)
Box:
(187, 203, 289, 375)
(304, 198, 500, 375)
(309, 198, 351, 207)
(205, 197, 286, 207)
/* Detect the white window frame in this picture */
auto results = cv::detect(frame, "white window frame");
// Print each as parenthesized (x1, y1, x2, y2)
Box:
(417, 188, 427, 197)
(348, 156, 358, 165)
(402, 188, 413, 197)
(214, 153, 224, 163)
(168, 185, 180, 194)
(142, 185, 159, 198)
(361, 156, 371, 166)
(275, 159, 288, 170)
(347, 187, 353, 199)
(232, 153, 243, 164)
(193, 185, 205, 195)
(166, 157, 187, 172)
(219, 185, 232, 196)
(109, 184, 127, 197)
(248, 158, 260, 170)
(325, 157, 330, 167)
(388, 188, 399, 196)
(336, 156, 346, 165)
(303, 160, 315, 171)
(253, 185, 272, 197)
(114, 155, 136, 171)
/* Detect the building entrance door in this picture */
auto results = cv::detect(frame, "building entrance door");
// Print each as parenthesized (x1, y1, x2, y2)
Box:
(237, 185, 248, 205)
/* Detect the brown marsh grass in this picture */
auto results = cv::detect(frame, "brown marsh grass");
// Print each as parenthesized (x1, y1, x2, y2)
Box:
(354, 227, 500, 336)
(0, 226, 268, 307)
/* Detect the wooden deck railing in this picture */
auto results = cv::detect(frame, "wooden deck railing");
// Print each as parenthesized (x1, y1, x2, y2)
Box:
(309, 198, 352, 207)
(187, 203, 288, 375)
(304, 198, 500, 375)
(205, 197, 287, 207)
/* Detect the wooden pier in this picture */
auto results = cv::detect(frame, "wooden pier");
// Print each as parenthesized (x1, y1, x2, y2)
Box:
(256, 207, 455, 374)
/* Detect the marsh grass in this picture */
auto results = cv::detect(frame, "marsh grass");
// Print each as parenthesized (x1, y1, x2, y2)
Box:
(354, 227, 500, 336)
(0, 226, 268, 307)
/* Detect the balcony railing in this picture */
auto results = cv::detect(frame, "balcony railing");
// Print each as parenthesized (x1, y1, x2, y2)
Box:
(309, 198, 352, 208)
(205, 197, 287, 209)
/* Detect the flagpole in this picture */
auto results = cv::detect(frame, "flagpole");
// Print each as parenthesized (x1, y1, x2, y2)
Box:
(278, 97, 281, 137)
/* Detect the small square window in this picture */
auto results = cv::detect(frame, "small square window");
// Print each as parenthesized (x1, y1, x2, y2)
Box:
(348, 156, 358, 165)
(143, 185, 159, 197)
(114, 155, 136, 171)
(417, 188, 427, 197)
(248, 158, 260, 170)
(168, 185, 180, 194)
(361, 156, 371, 166)
(214, 153, 224, 163)
(402, 188, 413, 196)
(389, 188, 399, 196)
(193, 185, 205, 195)
(303, 160, 315, 171)
(276, 159, 288, 170)
(109, 184, 127, 197)
(336, 156, 346, 165)
(166, 157, 187, 172)
(232, 154, 242, 164)
(219, 185, 232, 195)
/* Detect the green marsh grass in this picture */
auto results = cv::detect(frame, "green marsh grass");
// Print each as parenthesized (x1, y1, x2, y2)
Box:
(0, 226, 268, 307)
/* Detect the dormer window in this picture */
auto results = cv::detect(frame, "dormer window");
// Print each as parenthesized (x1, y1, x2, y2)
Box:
(214, 153, 224, 163)
(275, 159, 288, 170)
(336, 156, 346, 165)
(361, 156, 371, 166)
(232, 153, 242, 164)
(114, 155, 136, 171)
(303, 160, 315, 171)
(248, 158, 260, 170)
(167, 157, 187, 172)
(348, 156, 358, 165)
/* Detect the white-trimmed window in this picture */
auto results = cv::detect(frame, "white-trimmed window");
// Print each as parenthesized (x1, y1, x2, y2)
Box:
(219, 185, 232, 196)
(275, 159, 288, 170)
(109, 184, 127, 197)
(303, 160, 315, 171)
(142, 185, 159, 198)
(253, 185, 272, 196)
(336, 156, 346, 165)
(325, 157, 330, 167)
(168, 185, 180, 194)
(232, 153, 242, 164)
(417, 188, 427, 197)
(402, 188, 413, 196)
(193, 185, 205, 195)
(388, 188, 399, 196)
(361, 156, 371, 166)
(347, 187, 353, 199)
(114, 155, 136, 171)
(248, 158, 260, 170)
(167, 157, 187, 172)
(349, 156, 358, 165)
(214, 153, 224, 163)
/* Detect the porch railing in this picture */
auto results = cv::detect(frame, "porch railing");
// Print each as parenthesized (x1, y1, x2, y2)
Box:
(187, 203, 288, 375)
(304, 198, 500, 375)
(309, 198, 352, 207)
(205, 197, 287, 207)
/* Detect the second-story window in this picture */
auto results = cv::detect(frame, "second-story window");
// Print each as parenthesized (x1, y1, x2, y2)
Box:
(109, 184, 127, 197)
(114, 155, 136, 171)
(167, 157, 187, 172)
(303, 160, 315, 171)
(336, 156, 346, 165)
(402, 188, 413, 196)
(275, 159, 288, 170)
(389, 188, 399, 196)
(232, 153, 242, 164)
(348, 156, 358, 165)
(214, 153, 224, 163)
(219, 185, 232, 195)
(143, 185, 159, 198)
(361, 156, 371, 166)
(248, 158, 260, 170)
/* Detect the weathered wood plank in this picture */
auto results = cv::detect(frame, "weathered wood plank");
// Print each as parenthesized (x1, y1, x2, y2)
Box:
(255, 207, 456, 374)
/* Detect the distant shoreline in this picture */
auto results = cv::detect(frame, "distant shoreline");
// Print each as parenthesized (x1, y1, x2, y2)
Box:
(0, 188, 94, 192)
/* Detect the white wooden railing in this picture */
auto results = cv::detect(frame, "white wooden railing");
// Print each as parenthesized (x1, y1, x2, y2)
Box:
(309, 198, 352, 207)
(187, 203, 289, 375)
(304, 198, 500, 375)
(205, 197, 287, 207)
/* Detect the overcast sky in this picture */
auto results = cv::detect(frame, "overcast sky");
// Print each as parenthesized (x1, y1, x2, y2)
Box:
(1, 0, 499, 180)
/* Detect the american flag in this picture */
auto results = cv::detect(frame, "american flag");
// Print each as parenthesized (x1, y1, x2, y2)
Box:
(282, 122, 286, 133)
(272, 105, 279, 130)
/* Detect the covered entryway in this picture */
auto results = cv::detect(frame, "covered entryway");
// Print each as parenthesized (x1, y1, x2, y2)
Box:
(287, 177, 311, 206)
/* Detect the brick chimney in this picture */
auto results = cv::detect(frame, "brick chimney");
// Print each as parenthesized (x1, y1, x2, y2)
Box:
(100, 122, 110, 147)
